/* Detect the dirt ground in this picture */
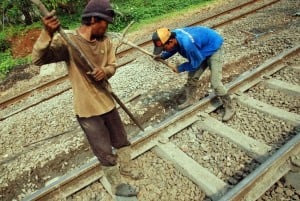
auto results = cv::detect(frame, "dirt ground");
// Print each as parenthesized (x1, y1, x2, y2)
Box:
(0, 29, 41, 91)
(10, 29, 41, 58)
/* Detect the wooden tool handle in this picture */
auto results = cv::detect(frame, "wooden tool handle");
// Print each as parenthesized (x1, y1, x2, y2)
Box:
(31, 0, 50, 16)
(31, 0, 96, 74)
(121, 38, 177, 71)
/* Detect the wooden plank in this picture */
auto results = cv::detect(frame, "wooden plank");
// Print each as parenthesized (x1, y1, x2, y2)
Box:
(219, 133, 300, 201)
(263, 78, 300, 96)
(197, 113, 271, 163)
(236, 94, 300, 126)
(153, 142, 228, 201)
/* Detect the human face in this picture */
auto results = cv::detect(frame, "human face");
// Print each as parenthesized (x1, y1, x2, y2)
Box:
(155, 38, 177, 52)
(164, 39, 175, 51)
(91, 18, 108, 39)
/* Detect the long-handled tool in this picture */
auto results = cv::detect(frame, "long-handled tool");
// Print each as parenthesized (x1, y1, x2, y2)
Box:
(31, 0, 144, 131)
(112, 32, 177, 72)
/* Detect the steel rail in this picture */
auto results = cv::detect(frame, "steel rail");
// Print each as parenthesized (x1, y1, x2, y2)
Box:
(210, 0, 280, 28)
(23, 156, 103, 201)
(115, 0, 279, 57)
(0, 59, 133, 111)
(0, 0, 279, 113)
(22, 45, 299, 201)
(218, 132, 300, 201)
(0, 74, 67, 110)
(130, 45, 299, 148)
(0, 86, 70, 121)
(0, 60, 134, 121)
(0, 93, 141, 166)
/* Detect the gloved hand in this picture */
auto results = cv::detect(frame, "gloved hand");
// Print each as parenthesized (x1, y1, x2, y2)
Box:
(42, 10, 60, 37)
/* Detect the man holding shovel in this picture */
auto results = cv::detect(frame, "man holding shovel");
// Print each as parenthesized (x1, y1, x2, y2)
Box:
(32, 0, 138, 197)
(152, 27, 235, 121)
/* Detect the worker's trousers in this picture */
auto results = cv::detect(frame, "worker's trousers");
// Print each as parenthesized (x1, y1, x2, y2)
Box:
(187, 46, 227, 96)
(76, 108, 130, 166)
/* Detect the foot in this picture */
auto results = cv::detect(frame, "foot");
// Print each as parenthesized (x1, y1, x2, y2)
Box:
(115, 183, 138, 197)
(222, 108, 235, 122)
(220, 95, 235, 122)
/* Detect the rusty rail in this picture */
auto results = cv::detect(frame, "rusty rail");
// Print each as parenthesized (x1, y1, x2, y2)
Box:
(218, 133, 300, 201)
(0, 0, 280, 116)
(22, 45, 299, 201)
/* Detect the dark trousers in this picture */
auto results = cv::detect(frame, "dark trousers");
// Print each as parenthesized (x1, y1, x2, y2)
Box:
(76, 108, 130, 166)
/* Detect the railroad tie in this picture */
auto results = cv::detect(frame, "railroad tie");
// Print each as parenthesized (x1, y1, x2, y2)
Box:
(236, 94, 300, 126)
(263, 78, 300, 96)
(197, 112, 272, 163)
(153, 141, 228, 201)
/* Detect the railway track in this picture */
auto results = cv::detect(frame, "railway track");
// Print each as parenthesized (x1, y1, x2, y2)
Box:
(0, 0, 281, 121)
(22, 45, 300, 201)
(0, 0, 299, 200)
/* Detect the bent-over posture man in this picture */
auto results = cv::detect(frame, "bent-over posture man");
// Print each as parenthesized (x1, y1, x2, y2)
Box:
(152, 26, 234, 121)
(32, 0, 138, 197)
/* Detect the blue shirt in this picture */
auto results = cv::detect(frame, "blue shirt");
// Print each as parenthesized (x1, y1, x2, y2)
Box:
(161, 26, 224, 73)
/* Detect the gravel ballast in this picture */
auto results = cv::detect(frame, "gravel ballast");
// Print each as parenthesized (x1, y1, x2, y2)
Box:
(0, 0, 299, 200)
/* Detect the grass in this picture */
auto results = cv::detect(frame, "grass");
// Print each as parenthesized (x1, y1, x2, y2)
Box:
(110, 0, 215, 32)
(125, 1, 216, 33)
(0, 51, 31, 80)
(0, 0, 217, 79)
(57, 0, 216, 32)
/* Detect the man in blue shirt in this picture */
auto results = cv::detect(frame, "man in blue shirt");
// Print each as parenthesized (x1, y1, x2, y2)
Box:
(152, 26, 234, 121)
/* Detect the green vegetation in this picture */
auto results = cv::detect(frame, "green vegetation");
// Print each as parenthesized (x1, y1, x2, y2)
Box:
(0, 51, 31, 80)
(111, 0, 212, 31)
(0, 32, 10, 52)
(0, 0, 214, 79)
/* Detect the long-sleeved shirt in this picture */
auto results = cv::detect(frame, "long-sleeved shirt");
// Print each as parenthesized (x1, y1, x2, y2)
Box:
(32, 29, 117, 117)
(161, 26, 224, 73)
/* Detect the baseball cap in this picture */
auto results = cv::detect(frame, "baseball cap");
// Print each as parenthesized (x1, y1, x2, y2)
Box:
(152, 28, 171, 55)
(82, 0, 115, 23)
